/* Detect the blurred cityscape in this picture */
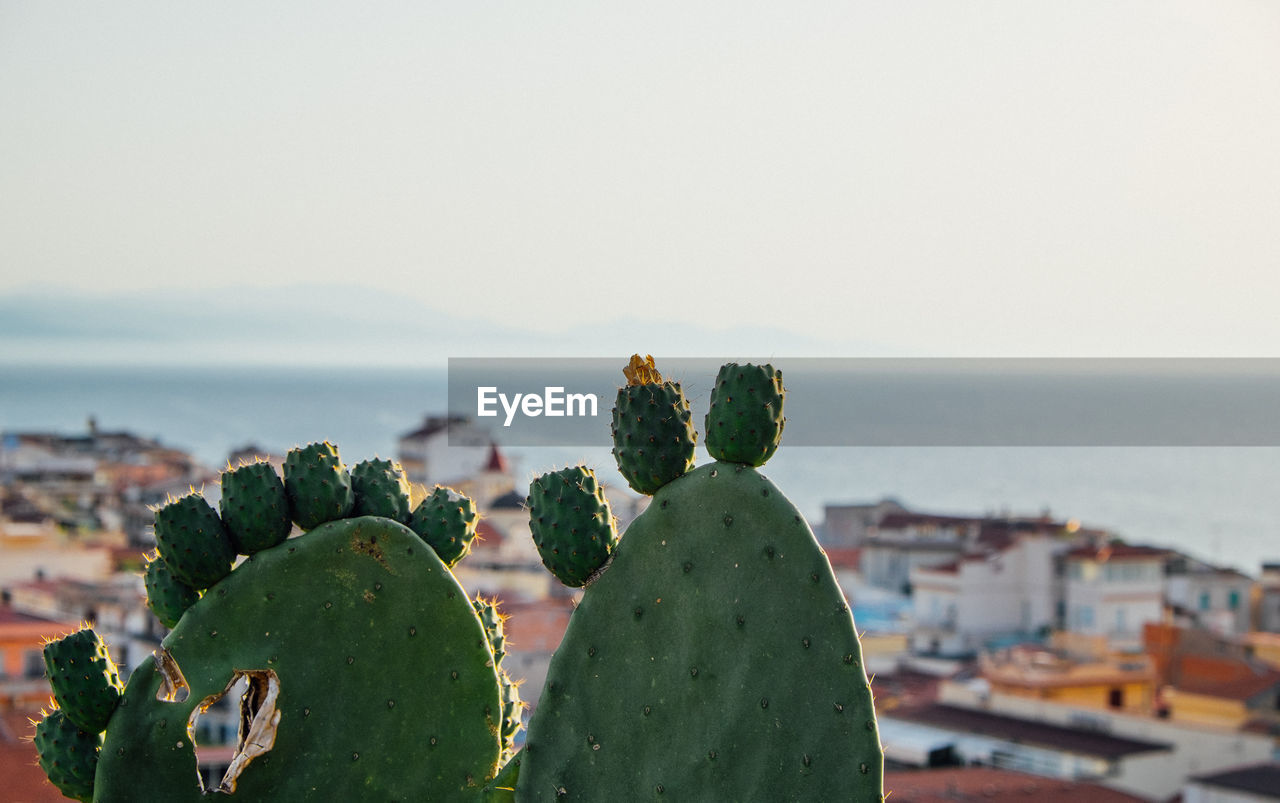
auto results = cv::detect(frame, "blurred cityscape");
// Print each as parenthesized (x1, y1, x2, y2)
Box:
(2, 416, 1279, 801)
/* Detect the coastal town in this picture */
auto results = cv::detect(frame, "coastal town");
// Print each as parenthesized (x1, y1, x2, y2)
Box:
(2, 417, 1279, 801)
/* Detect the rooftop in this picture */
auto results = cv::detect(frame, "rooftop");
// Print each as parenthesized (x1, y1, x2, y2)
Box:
(884, 767, 1147, 802)
(889, 704, 1172, 760)
(1066, 543, 1169, 562)
(1190, 762, 1280, 799)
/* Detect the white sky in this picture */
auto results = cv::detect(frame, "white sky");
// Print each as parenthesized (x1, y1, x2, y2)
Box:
(3, 1, 1279, 356)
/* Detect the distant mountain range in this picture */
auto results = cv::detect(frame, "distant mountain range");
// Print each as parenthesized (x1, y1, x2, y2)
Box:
(0, 284, 893, 367)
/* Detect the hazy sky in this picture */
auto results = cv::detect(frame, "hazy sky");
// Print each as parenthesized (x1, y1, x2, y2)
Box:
(3, 1, 1279, 357)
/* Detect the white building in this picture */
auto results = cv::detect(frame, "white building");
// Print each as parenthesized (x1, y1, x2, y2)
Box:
(1065, 544, 1167, 650)
(397, 415, 497, 487)
(1165, 553, 1254, 636)
(911, 534, 1069, 655)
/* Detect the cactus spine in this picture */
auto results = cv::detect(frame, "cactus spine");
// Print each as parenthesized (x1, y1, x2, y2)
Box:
(517, 357, 884, 800)
(37, 443, 516, 801)
(610, 354, 697, 495)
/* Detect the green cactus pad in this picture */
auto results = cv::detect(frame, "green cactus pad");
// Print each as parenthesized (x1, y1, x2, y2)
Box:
(474, 597, 522, 763)
(350, 458, 412, 523)
(95, 516, 506, 801)
(283, 441, 355, 530)
(143, 552, 201, 629)
(611, 381, 697, 495)
(527, 467, 619, 587)
(34, 709, 101, 802)
(42, 628, 122, 734)
(153, 492, 236, 591)
(410, 486, 480, 567)
(518, 462, 883, 801)
(219, 461, 292, 554)
(473, 597, 507, 667)
(704, 362, 786, 466)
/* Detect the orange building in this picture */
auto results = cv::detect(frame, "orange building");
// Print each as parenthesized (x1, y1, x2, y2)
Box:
(0, 602, 80, 712)
(980, 641, 1157, 714)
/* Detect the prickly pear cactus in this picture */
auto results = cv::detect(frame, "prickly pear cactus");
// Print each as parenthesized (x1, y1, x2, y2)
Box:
(705, 361, 785, 466)
(527, 466, 619, 587)
(33, 709, 102, 802)
(36, 442, 517, 802)
(410, 486, 480, 568)
(610, 354, 697, 495)
(518, 358, 884, 801)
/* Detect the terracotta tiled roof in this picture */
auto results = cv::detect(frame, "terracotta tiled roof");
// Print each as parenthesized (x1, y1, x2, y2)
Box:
(822, 547, 861, 569)
(1066, 543, 1169, 562)
(1174, 664, 1280, 701)
(0, 710, 66, 802)
(885, 767, 1147, 802)
(474, 520, 504, 547)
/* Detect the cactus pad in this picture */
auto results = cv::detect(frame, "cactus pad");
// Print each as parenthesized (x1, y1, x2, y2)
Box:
(410, 486, 480, 567)
(350, 458, 412, 523)
(33, 709, 101, 802)
(95, 516, 507, 800)
(42, 628, 122, 734)
(153, 492, 236, 590)
(518, 462, 883, 800)
(219, 460, 292, 553)
(611, 355, 697, 495)
(527, 467, 619, 587)
(705, 362, 785, 466)
(143, 552, 201, 629)
(283, 441, 355, 530)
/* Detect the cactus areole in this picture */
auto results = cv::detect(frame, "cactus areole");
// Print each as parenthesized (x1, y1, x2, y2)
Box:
(518, 356, 885, 800)
(95, 517, 506, 800)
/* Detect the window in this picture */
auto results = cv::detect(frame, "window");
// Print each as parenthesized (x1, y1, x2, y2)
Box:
(24, 649, 45, 678)
(1229, 590, 1241, 611)
(1199, 591, 1211, 611)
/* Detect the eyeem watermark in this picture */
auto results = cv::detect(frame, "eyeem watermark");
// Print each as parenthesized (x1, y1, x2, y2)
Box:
(451, 357, 1280, 446)
(477, 386, 600, 427)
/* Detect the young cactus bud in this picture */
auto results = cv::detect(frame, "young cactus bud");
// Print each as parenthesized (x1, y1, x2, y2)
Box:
(409, 486, 479, 567)
(350, 458, 412, 523)
(43, 628, 122, 734)
(611, 354, 697, 495)
(219, 460, 292, 554)
(34, 709, 101, 802)
(704, 362, 785, 466)
(283, 441, 355, 530)
(153, 491, 235, 591)
(527, 466, 619, 587)
(143, 551, 200, 629)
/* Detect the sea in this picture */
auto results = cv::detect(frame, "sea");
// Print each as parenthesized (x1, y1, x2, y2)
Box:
(3, 364, 1279, 576)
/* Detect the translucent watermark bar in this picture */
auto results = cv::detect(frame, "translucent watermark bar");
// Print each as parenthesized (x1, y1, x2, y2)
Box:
(446, 358, 1280, 447)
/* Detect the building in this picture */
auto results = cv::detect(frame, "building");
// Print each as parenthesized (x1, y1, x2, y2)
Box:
(979, 635, 1157, 715)
(818, 497, 906, 549)
(1166, 553, 1254, 636)
(930, 681, 1275, 801)
(880, 702, 1173, 783)
(0, 601, 80, 711)
(1145, 622, 1280, 731)
(910, 533, 1068, 656)
(396, 415, 497, 487)
(1256, 563, 1280, 633)
(884, 766, 1148, 802)
(1185, 763, 1280, 803)
(1064, 544, 1167, 650)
